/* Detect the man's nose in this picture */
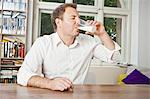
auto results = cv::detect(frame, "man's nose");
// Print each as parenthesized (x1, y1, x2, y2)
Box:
(76, 18, 80, 25)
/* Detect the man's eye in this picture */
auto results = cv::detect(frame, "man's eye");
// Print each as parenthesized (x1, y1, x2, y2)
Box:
(71, 17, 75, 20)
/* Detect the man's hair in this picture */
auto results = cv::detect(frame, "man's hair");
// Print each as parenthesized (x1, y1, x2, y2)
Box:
(51, 3, 77, 31)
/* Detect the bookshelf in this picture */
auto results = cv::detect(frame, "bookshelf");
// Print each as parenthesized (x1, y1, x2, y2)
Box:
(0, 0, 28, 83)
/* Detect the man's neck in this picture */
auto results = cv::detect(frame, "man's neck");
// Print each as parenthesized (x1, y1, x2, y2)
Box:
(57, 32, 75, 46)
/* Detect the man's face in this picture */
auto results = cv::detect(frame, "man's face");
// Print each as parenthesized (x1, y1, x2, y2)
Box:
(59, 7, 80, 37)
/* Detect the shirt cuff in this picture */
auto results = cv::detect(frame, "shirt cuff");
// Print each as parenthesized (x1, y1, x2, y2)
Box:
(105, 42, 121, 63)
(17, 69, 39, 86)
(113, 41, 121, 51)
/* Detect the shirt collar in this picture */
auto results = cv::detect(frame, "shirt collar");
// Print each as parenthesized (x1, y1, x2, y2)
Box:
(53, 32, 62, 47)
(53, 32, 80, 48)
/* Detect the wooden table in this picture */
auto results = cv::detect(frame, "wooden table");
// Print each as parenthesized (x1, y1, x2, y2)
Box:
(0, 84, 149, 99)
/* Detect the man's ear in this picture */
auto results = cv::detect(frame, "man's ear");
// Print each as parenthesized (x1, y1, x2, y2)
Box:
(55, 18, 62, 28)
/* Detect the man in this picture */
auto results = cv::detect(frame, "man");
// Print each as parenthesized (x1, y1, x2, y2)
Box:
(17, 3, 120, 91)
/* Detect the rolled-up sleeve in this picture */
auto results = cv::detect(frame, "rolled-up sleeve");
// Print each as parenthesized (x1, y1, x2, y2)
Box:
(93, 41, 121, 63)
(17, 38, 45, 86)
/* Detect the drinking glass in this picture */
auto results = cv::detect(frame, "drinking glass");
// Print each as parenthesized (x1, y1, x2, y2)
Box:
(78, 19, 96, 32)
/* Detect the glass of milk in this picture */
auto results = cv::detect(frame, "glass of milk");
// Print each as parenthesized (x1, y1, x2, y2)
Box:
(78, 19, 96, 32)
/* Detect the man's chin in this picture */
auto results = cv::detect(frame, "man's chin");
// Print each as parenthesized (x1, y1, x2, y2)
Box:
(72, 31, 79, 36)
(75, 32, 79, 36)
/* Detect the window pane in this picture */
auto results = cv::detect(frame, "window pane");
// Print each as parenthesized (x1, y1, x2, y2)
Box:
(104, 17, 122, 46)
(40, 0, 65, 3)
(104, 0, 121, 8)
(73, 0, 94, 6)
(40, 13, 54, 36)
(80, 15, 94, 20)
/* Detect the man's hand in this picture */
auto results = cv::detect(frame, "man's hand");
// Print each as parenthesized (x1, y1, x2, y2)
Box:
(27, 76, 73, 92)
(85, 20, 115, 50)
(48, 77, 73, 91)
(85, 20, 106, 36)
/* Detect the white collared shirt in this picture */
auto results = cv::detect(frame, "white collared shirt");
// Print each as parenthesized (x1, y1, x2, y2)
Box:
(17, 33, 120, 86)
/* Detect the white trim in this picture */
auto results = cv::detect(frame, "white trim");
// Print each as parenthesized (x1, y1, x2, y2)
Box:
(104, 7, 130, 15)
(33, 0, 40, 42)
(97, 9, 103, 23)
(97, 0, 104, 9)
(119, 0, 125, 8)
(38, 2, 63, 10)
(65, 0, 73, 3)
(126, 11, 132, 63)
(130, 0, 139, 65)
(104, 14, 126, 18)
(26, 0, 33, 51)
(127, 0, 132, 10)
(77, 5, 98, 13)
(40, 10, 53, 14)
(79, 13, 97, 18)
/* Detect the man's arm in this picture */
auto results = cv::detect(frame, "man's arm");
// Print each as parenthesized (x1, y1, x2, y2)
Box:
(17, 37, 73, 91)
(97, 31, 115, 50)
(27, 75, 73, 91)
(86, 20, 121, 63)
(86, 20, 115, 50)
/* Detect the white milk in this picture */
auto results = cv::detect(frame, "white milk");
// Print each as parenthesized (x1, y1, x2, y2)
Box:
(78, 26, 96, 32)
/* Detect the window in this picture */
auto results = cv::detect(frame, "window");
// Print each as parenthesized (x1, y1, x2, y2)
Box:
(40, 13, 54, 36)
(104, 0, 129, 8)
(103, 15, 128, 62)
(104, 17, 122, 45)
(80, 15, 95, 20)
(40, 0, 65, 3)
(104, 0, 121, 8)
(73, 0, 95, 6)
(32, 0, 132, 64)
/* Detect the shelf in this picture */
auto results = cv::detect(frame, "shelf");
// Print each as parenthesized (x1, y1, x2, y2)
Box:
(2, 34, 25, 37)
(1, 9, 26, 13)
(0, 65, 21, 68)
(1, 57, 24, 60)
(0, 0, 28, 83)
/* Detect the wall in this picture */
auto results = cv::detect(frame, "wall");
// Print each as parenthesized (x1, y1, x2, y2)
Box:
(131, 0, 150, 68)
(84, 66, 127, 84)
(130, 0, 139, 65)
(138, 0, 150, 68)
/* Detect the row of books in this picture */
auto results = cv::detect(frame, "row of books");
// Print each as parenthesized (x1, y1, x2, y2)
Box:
(0, 0, 27, 12)
(0, 69, 18, 76)
(1, 41, 25, 58)
(0, 78, 17, 83)
(0, 75, 17, 83)
(1, 59, 23, 66)
(1, 60, 15, 65)
(0, 67, 18, 83)
(1, 17, 26, 35)
(0, 59, 21, 83)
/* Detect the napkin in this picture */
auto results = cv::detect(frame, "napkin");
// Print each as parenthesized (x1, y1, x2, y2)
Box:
(122, 69, 150, 84)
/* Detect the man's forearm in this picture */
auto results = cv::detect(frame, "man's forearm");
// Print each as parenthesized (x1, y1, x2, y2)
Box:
(98, 32, 115, 50)
(27, 75, 73, 91)
(27, 75, 51, 89)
